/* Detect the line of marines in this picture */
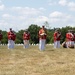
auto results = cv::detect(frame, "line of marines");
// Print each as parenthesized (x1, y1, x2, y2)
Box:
(0, 26, 75, 50)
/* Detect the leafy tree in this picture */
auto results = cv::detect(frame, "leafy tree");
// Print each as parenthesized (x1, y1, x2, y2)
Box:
(15, 30, 24, 44)
(44, 21, 50, 29)
(1, 31, 8, 44)
(28, 24, 40, 44)
(46, 29, 54, 43)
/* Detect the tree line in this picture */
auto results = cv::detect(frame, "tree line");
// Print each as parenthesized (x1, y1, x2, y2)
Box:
(1, 24, 75, 44)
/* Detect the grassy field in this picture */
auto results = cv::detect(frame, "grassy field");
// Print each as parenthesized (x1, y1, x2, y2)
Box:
(0, 45, 75, 75)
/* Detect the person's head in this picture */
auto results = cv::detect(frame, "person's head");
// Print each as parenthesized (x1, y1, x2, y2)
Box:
(68, 30, 71, 33)
(42, 25, 45, 29)
(25, 29, 28, 33)
(55, 29, 59, 32)
(10, 28, 12, 32)
(71, 30, 74, 34)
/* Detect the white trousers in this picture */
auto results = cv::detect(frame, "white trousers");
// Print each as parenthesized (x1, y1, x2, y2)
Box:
(66, 41, 74, 48)
(8, 40, 14, 49)
(39, 39, 46, 51)
(23, 40, 29, 48)
(54, 41, 60, 48)
(66, 41, 70, 48)
(70, 41, 74, 46)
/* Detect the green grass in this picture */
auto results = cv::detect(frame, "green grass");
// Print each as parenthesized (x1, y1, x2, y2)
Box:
(0, 45, 75, 75)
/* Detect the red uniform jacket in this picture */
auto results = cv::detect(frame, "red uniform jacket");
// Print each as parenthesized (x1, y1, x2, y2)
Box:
(66, 33, 70, 41)
(54, 32, 61, 41)
(7, 31, 16, 41)
(12, 34, 16, 41)
(66, 32, 74, 41)
(70, 33, 74, 41)
(39, 29, 47, 39)
(0, 33, 3, 40)
(23, 32, 30, 40)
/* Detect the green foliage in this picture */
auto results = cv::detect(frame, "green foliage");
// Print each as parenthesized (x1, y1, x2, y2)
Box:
(15, 39, 22, 44)
(1, 31, 8, 44)
(15, 30, 24, 43)
(46, 29, 54, 43)
(28, 24, 40, 44)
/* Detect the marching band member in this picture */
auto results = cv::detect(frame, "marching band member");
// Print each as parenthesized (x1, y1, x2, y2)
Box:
(66, 30, 75, 48)
(23, 29, 30, 48)
(7, 28, 16, 49)
(0, 30, 3, 44)
(53, 29, 61, 48)
(39, 26, 47, 51)
(69, 30, 75, 48)
(12, 30, 16, 48)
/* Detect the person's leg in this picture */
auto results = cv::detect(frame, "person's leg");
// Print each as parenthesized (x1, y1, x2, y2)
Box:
(57, 41, 60, 48)
(26, 40, 29, 48)
(66, 41, 70, 48)
(39, 39, 43, 51)
(39, 39, 41, 50)
(12, 40, 14, 49)
(70, 41, 74, 48)
(23, 40, 26, 48)
(23, 40, 29, 48)
(54, 41, 57, 48)
(41, 39, 46, 50)
(8, 40, 12, 49)
(25, 40, 29, 48)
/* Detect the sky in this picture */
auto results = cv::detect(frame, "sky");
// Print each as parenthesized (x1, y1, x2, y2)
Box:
(0, 0, 75, 31)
